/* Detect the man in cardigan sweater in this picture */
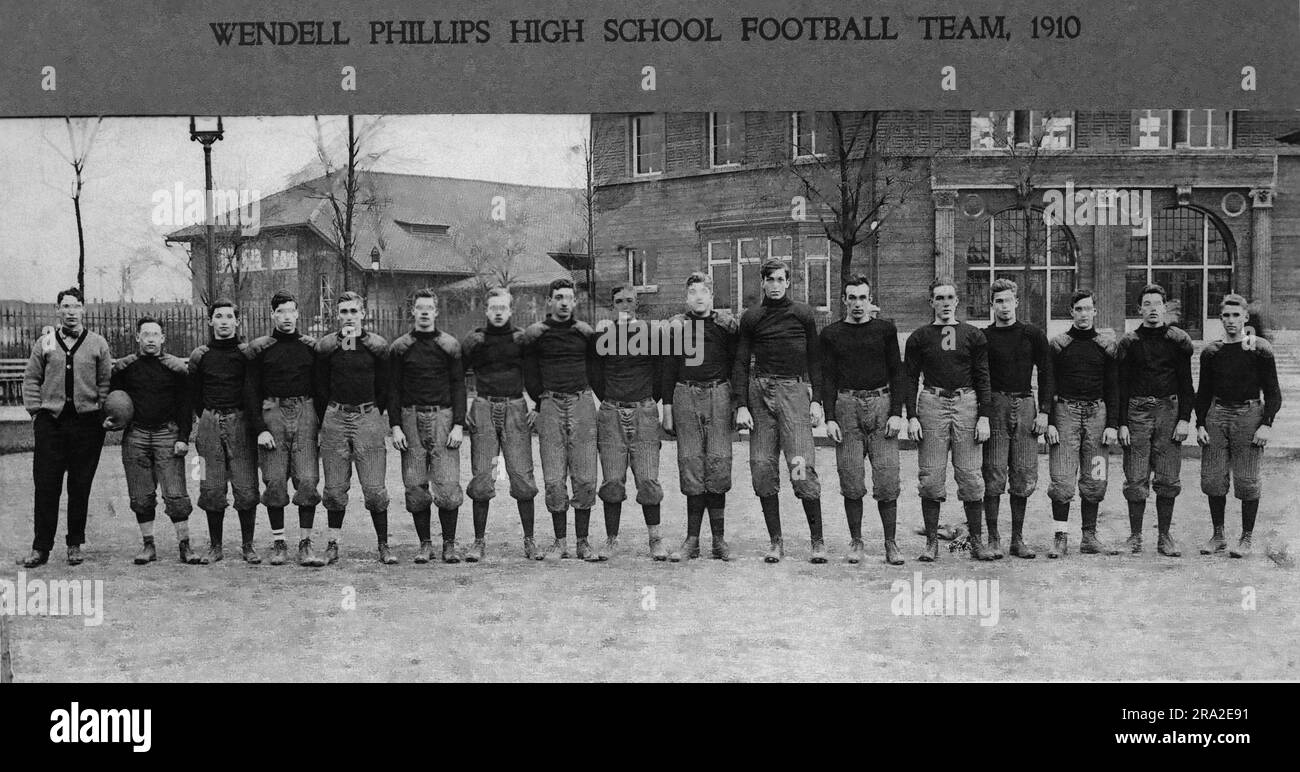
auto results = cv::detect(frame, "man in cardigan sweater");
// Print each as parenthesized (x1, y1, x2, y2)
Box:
(19, 286, 112, 567)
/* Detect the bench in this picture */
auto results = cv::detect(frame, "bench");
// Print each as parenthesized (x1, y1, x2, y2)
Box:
(1, 358, 27, 406)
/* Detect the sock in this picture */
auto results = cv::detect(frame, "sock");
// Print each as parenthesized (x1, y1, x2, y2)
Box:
(1155, 496, 1175, 535)
(706, 493, 726, 538)
(603, 502, 621, 538)
(760, 495, 781, 539)
(551, 510, 567, 539)
(1208, 495, 1226, 531)
(1009, 494, 1028, 539)
(963, 500, 984, 537)
(1051, 500, 1070, 532)
(472, 500, 489, 540)
(237, 508, 256, 545)
(1242, 499, 1259, 534)
(642, 504, 661, 527)
(574, 508, 591, 539)
(137, 517, 155, 541)
(328, 527, 342, 545)
(983, 495, 1000, 534)
(298, 505, 316, 532)
(370, 509, 389, 544)
(412, 509, 432, 543)
(1127, 499, 1145, 535)
(327, 509, 345, 529)
(878, 499, 898, 541)
(686, 495, 706, 538)
(206, 509, 224, 546)
(844, 497, 864, 540)
(920, 498, 941, 537)
(174, 520, 189, 542)
(518, 498, 535, 538)
(802, 499, 823, 542)
(1081, 501, 1100, 532)
(268, 506, 285, 533)
(438, 508, 458, 542)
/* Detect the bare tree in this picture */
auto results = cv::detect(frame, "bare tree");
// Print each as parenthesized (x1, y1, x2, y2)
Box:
(571, 127, 601, 319)
(43, 117, 104, 292)
(452, 210, 534, 297)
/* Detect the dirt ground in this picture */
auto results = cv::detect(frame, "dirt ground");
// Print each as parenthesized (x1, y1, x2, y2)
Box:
(1, 441, 1297, 682)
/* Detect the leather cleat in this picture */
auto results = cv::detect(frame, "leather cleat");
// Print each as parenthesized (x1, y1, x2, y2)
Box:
(133, 540, 157, 565)
(763, 538, 784, 564)
(179, 539, 203, 565)
(200, 544, 224, 565)
(594, 536, 618, 562)
(711, 537, 732, 561)
(649, 535, 669, 561)
(442, 539, 461, 564)
(1123, 533, 1143, 554)
(323, 541, 340, 565)
(917, 536, 939, 563)
(377, 542, 399, 565)
(67, 545, 84, 566)
(986, 529, 1005, 559)
(670, 536, 700, 562)
(968, 533, 996, 561)
(268, 540, 288, 566)
(846, 539, 865, 564)
(1200, 530, 1227, 555)
(547, 537, 571, 559)
(1079, 529, 1119, 555)
(523, 537, 542, 560)
(1048, 533, 1068, 559)
(1157, 532, 1182, 557)
(809, 538, 828, 564)
(241, 542, 262, 564)
(297, 538, 325, 567)
(413, 540, 435, 564)
(883, 539, 905, 565)
(19, 549, 49, 568)
(1229, 533, 1253, 559)
(464, 538, 487, 563)
(575, 538, 596, 561)
(1010, 535, 1036, 559)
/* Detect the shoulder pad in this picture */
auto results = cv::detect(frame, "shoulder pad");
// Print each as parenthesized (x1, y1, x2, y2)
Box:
(1252, 337, 1275, 358)
(237, 342, 252, 358)
(360, 332, 388, 358)
(1049, 332, 1072, 354)
(668, 312, 687, 324)
(159, 353, 189, 374)
(1201, 340, 1224, 356)
(511, 327, 526, 345)
(1095, 328, 1118, 357)
(435, 332, 460, 358)
(315, 334, 339, 354)
(112, 354, 138, 373)
(713, 310, 739, 333)
(462, 329, 485, 348)
(387, 334, 413, 356)
(187, 346, 209, 373)
(1164, 325, 1194, 353)
(1116, 332, 1138, 358)
(298, 334, 316, 347)
(246, 335, 276, 357)
(574, 320, 595, 337)
(521, 322, 547, 345)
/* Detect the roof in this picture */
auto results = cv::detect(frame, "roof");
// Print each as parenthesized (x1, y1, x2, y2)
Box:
(165, 172, 585, 283)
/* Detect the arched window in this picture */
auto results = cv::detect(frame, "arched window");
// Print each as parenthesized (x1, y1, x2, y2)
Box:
(964, 207, 1079, 331)
(1125, 206, 1234, 340)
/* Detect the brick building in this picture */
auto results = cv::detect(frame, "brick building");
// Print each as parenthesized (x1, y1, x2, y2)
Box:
(591, 110, 1300, 339)
(166, 172, 586, 326)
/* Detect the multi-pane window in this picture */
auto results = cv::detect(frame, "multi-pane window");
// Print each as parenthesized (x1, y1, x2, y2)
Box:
(1173, 109, 1233, 149)
(792, 111, 826, 158)
(802, 235, 831, 311)
(710, 112, 743, 167)
(271, 247, 297, 270)
(707, 241, 733, 310)
(239, 247, 263, 272)
(626, 248, 649, 287)
(1126, 207, 1233, 339)
(1132, 110, 1172, 149)
(964, 208, 1077, 328)
(704, 233, 828, 311)
(631, 113, 664, 175)
(970, 111, 1074, 149)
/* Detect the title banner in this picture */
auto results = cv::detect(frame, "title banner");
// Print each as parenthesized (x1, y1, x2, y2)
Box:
(1, 0, 1298, 115)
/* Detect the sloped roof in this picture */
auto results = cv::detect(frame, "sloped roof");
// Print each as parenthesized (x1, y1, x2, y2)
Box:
(166, 172, 585, 283)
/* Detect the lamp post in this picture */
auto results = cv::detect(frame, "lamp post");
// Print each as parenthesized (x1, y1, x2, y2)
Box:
(189, 116, 224, 303)
(369, 246, 381, 305)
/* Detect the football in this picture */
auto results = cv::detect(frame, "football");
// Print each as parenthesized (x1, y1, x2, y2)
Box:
(103, 389, 133, 430)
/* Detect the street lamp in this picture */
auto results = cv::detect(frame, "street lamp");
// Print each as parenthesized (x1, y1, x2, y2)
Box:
(368, 246, 380, 303)
(189, 116, 224, 303)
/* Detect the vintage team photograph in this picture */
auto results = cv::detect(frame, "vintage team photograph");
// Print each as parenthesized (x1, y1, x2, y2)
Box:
(0, 108, 1295, 682)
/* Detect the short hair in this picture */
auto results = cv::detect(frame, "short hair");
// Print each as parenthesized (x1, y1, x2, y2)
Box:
(208, 298, 238, 318)
(686, 271, 712, 291)
(485, 287, 513, 303)
(549, 277, 576, 297)
(928, 277, 957, 297)
(842, 274, 872, 296)
(1220, 293, 1248, 312)
(760, 258, 790, 280)
(411, 287, 438, 307)
(56, 287, 83, 305)
(990, 278, 1018, 299)
(1069, 289, 1094, 307)
(270, 290, 297, 311)
(1139, 283, 1167, 303)
(136, 316, 161, 331)
(611, 284, 637, 300)
(336, 291, 364, 307)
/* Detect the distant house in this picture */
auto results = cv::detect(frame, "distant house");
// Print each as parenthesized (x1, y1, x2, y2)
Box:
(165, 172, 587, 324)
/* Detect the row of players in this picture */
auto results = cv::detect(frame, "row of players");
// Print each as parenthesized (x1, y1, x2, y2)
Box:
(15, 262, 1281, 568)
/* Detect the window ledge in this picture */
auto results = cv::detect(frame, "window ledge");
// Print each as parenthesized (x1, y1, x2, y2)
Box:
(633, 284, 659, 294)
